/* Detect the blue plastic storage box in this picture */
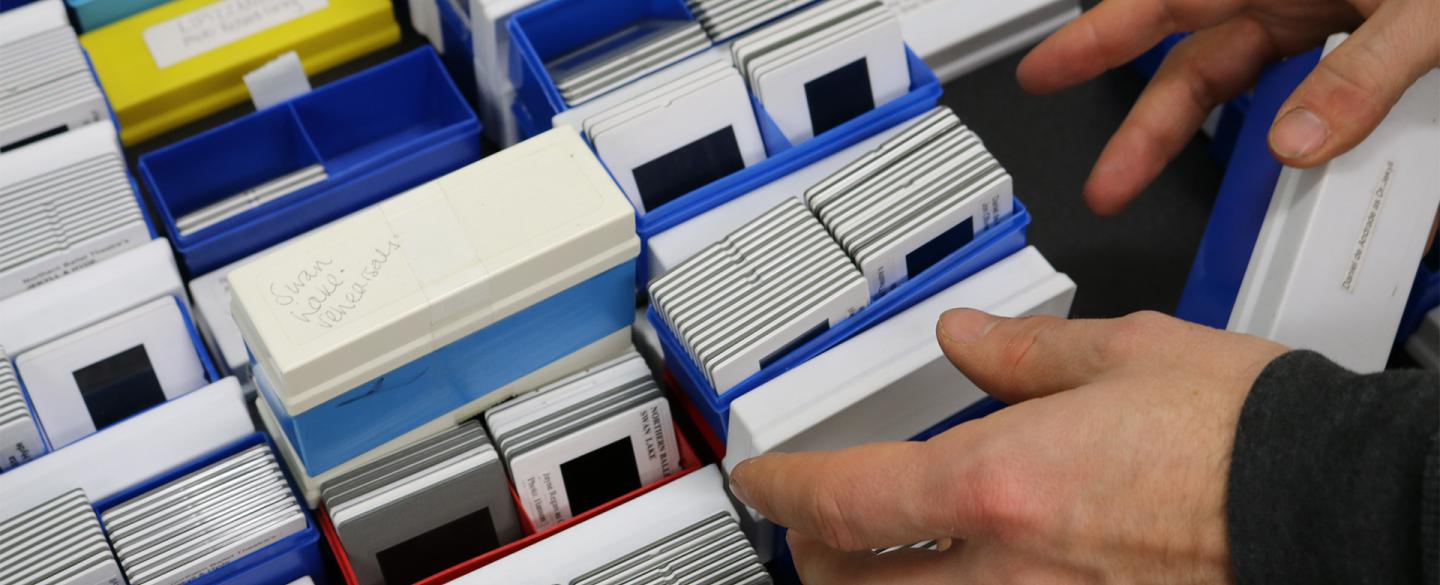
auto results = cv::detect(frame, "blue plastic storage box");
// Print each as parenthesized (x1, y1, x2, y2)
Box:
(653, 200, 1031, 438)
(506, 0, 695, 137)
(8, 295, 221, 458)
(140, 47, 482, 275)
(433, 0, 481, 109)
(507, 0, 944, 285)
(92, 433, 325, 585)
(0, 0, 40, 11)
(627, 48, 942, 285)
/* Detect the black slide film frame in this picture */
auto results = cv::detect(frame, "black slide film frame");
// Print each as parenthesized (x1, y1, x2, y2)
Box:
(804, 59, 875, 137)
(74, 344, 165, 430)
(561, 436, 643, 516)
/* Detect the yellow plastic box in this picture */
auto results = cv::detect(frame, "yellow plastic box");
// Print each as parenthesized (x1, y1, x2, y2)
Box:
(81, 0, 400, 145)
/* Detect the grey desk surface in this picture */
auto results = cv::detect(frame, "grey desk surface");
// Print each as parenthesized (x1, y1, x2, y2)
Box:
(941, 51, 1223, 319)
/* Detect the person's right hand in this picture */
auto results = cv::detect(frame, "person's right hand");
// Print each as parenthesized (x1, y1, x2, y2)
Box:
(727, 310, 1289, 584)
(1016, 0, 1440, 215)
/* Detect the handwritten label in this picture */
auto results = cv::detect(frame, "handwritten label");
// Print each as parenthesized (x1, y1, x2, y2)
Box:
(143, 0, 328, 68)
(1342, 161, 1395, 293)
(266, 238, 401, 329)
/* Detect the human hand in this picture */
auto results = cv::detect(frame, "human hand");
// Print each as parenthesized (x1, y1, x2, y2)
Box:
(727, 310, 1288, 584)
(1016, 0, 1440, 215)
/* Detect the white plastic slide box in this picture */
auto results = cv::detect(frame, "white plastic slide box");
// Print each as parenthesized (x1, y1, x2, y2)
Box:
(0, 377, 252, 522)
(887, 0, 1080, 83)
(0, 120, 150, 301)
(0, 0, 109, 151)
(257, 328, 634, 507)
(644, 108, 925, 284)
(723, 245, 1075, 471)
(189, 243, 292, 381)
(452, 465, 739, 584)
(1229, 34, 1440, 373)
(229, 126, 639, 416)
(470, 0, 543, 145)
(0, 239, 183, 360)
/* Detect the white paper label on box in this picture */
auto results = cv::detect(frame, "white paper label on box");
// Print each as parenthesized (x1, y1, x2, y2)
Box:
(1341, 160, 1394, 293)
(143, 0, 328, 68)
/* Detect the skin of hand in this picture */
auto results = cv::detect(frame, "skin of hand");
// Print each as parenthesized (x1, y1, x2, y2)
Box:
(727, 309, 1288, 584)
(1015, 0, 1440, 215)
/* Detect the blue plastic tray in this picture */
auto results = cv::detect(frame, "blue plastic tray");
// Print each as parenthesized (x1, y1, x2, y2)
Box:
(629, 48, 942, 285)
(0, 0, 40, 11)
(92, 433, 325, 585)
(506, 0, 695, 137)
(1398, 247, 1439, 346)
(140, 48, 482, 276)
(10, 295, 220, 458)
(1175, 49, 1321, 329)
(262, 260, 638, 476)
(1129, 34, 1186, 80)
(433, 0, 481, 110)
(653, 201, 1031, 439)
(507, 0, 943, 285)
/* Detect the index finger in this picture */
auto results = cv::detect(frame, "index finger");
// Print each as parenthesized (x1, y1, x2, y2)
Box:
(1017, 0, 1245, 95)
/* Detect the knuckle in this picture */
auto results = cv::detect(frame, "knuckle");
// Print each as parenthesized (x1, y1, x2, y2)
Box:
(806, 477, 863, 551)
(962, 452, 1042, 542)
(1097, 311, 1170, 361)
(996, 316, 1057, 382)
(1312, 49, 1393, 119)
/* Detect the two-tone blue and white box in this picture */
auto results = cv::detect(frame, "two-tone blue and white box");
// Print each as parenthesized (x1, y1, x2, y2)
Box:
(229, 127, 640, 478)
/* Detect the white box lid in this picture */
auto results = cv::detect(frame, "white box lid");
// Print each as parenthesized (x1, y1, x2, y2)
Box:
(0, 238, 180, 356)
(229, 127, 639, 414)
(724, 246, 1076, 467)
(0, 377, 252, 522)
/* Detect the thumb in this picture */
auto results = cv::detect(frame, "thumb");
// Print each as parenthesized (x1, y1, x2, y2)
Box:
(1268, 0, 1440, 166)
(935, 309, 1187, 404)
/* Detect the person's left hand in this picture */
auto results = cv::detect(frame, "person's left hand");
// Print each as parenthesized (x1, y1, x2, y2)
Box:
(727, 310, 1287, 584)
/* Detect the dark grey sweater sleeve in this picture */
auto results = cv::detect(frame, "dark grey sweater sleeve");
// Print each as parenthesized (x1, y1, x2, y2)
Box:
(1228, 350, 1439, 584)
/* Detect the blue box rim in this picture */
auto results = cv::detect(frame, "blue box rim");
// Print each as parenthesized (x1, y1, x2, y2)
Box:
(91, 432, 322, 585)
(139, 47, 479, 257)
(634, 47, 941, 238)
(508, 0, 699, 119)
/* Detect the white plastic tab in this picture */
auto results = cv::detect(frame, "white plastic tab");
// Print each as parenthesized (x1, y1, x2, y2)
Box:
(409, 0, 444, 53)
(243, 51, 313, 110)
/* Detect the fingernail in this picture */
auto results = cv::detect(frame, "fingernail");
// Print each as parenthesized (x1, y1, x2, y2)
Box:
(729, 462, 755, 508)
(939, 309, 1000, 343)
(1270, 108, 1328, 160)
